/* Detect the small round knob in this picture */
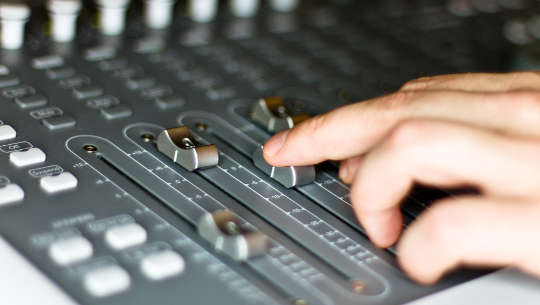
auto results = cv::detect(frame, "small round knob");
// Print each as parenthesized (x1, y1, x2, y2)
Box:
(230, 0, 260, 18)
(47, 0, 83, 42)
(0, 3, 31, 50)
(189, 0, 218, 23)
(144, 0, 177, 29)
(94, 0, 131, 35)
(270, 0, 299, 12)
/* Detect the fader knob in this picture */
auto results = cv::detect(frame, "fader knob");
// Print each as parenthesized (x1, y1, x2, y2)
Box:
(47, 0, 83, 42)
(95, 0, 131, 35)
(0, 3, 31, 50)
(144, 0, 177, 29)
(188, 0, 218, 23)
(270, 0, 299, 12)
(230, 0, 260, 18)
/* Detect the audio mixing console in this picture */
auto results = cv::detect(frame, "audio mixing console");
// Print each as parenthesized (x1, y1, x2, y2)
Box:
(0, 0, 538, 304)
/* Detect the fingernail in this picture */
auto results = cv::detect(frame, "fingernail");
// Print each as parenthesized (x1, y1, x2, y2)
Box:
(264, 130, 289, 157)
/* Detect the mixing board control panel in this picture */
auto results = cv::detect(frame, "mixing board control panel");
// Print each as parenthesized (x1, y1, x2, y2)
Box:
(0, 0, 537, 304)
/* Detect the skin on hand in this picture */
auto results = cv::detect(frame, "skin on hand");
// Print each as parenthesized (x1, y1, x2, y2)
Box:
(263, 71, 540, 284)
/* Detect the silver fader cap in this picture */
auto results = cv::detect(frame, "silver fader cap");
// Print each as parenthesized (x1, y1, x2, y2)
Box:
(250, 97, 309, 133)
(253, 146, 315, 188)
(47, 0, 83, 42)
(197, 210, 268, 261)
(0, 3, 31, 50)
(156, 126, 219, 171)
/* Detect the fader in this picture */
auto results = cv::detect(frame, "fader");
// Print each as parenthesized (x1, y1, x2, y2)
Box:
(156, 126, 219, 171)
(0, 1, 536, 305)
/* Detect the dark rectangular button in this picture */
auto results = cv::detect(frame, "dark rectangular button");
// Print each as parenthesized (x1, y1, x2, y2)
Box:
(15, 95, 48, 109)
(0, 75, 19, 88)
(73, 86, 103, 99)
(1, 85, 35, 99)
(59, 76, 91, 89)
(86, 96, 119, 110)
(126, 77, 155, 90)
(42, 116, 76, 130)
(100, 105, 132, 120)
(32, 55, 64, 70)
(46, 67, 75, 80)
(155, 96, 184, 110)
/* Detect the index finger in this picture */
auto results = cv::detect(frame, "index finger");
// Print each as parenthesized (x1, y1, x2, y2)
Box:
(263, 89, 540, 167)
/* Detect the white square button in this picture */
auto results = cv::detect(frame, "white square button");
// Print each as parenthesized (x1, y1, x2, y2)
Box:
(105, 223, 147, 250)
(10, 148, 46, 167)
(49, 236, 93, 266)
(40, 172, 78, 194)
(0, 125, 16, 141)
(0, 184, 24, 206)
(83, 265, 130, 298)
(141, 250, 185, 281)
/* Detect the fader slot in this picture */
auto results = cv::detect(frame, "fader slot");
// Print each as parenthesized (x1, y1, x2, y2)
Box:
(162, 122, 437, 302)
(227, 104, 417, 230)
(67, 134, 370, 305)
(159, 120, 395, 290)
(179, 112, 375, 237)
(123, 125, 395, 302)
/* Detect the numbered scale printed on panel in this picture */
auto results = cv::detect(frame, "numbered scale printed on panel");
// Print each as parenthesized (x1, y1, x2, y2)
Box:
(0, 0, 534, 305)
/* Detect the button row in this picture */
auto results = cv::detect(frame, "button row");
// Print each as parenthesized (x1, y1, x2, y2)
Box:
(146, 52, 235, 101)
(0, 172, 77, 200)
(47, 220, 185, 298)
(0, 77, 75, 131)
(0, 122, 78, 201)
(49, 222, 148, 266)
(32, 55, 132, 121)
(89, 53, 184, 110)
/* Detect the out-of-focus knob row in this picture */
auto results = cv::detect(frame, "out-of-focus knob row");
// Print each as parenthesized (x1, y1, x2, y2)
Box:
(188, 0, 300, 22)
(0, 0, 300, 49)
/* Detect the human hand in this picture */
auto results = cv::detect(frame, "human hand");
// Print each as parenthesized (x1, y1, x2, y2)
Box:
(262, 72, 540, 284)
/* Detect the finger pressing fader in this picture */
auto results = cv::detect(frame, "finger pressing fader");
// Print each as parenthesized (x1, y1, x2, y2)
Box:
(250, 97, 309, 133)
(156, 126, 219, 171)
(197, 210, 268, 261)
(253, 146, 315, 188)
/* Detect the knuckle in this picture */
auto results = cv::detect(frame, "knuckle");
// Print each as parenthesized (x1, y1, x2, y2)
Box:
(422, 202, 462, 247)
(386, 119, 433, 151)
(400, 77, 435, 91)
(301, 113, 328, 137)
(503, 91, 540, 122)
(368, 91, 417, 119)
